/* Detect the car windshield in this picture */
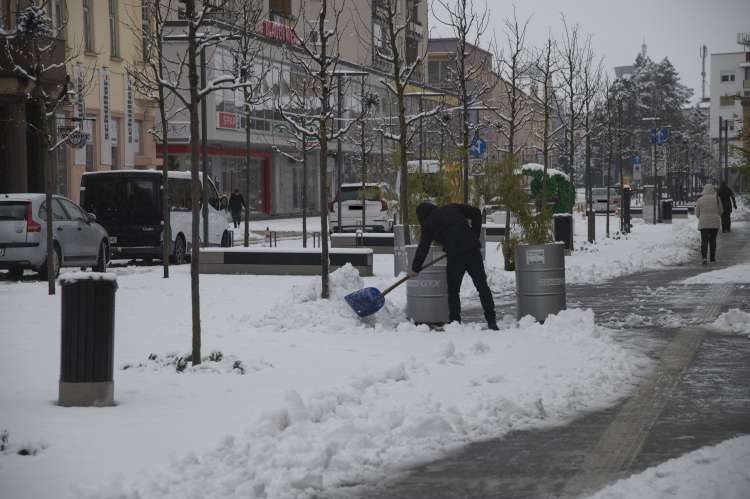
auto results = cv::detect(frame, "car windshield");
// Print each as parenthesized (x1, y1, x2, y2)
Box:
(339, 187, 381, 202)
(0, 202, 27, 221)
(82, 175, 160, 225)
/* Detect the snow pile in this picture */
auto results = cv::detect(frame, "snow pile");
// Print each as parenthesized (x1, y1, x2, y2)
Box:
(680, 263, 750, 285)
(584, 436, 750, 499)
(519, 163, 570, 182)
(58, 271, 118, 284)
(88, 309, 648, 499)
(709, 309, 750, 336)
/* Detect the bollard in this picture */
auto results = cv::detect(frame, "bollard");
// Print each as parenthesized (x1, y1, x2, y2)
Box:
(58, 273, 117, 407)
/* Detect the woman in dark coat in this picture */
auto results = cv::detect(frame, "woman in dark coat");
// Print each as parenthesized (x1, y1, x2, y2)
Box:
(717, 181, 737, 233)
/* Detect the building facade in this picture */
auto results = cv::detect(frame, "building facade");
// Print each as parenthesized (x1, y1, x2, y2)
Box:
(709, 44, 750, 177)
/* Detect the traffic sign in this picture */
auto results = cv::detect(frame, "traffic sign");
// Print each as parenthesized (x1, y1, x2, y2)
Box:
(469, 135, 486, 158)
(650, 127, 669, 145)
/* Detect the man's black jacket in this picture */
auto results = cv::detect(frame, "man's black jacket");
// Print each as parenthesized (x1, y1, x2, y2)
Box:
(411, 203, 482, 272)
(229, 193, 245, 213)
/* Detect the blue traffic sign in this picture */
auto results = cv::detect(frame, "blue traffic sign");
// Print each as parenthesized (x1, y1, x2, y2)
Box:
(470, 136, 486, 158)
(650, 127, 669, 145)
(633, 153, 641, 165)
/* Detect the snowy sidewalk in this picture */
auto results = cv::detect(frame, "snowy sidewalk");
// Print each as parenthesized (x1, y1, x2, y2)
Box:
(358, 212, 750, 499)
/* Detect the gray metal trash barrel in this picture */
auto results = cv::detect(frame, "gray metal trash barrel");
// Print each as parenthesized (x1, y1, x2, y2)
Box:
(59, 273, 117, 407)
(515, 243, 566, 322)
(406, 245, 449, 325)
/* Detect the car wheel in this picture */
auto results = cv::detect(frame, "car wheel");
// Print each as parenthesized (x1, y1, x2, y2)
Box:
(93, 240, 109, 272)
(172, 235, 186, 265)
(7, 267, 23, 281)
(39, 245, 61, 280)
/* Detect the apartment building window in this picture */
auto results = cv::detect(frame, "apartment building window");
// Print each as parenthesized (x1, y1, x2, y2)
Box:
(83, 0, 94, 52)
(134, 120, 143, 155)
(269, 0, 292, 20)
(109, 0, 119, 57)
(720, 71, 735, 83)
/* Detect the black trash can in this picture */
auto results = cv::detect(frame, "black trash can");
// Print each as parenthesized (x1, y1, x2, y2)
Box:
(661, 199, 673, 224)
(59, 273, 117, 407)
(553, 214, 574, 253)
(622, 187, 632, 233)
(221, 230, 234, 247)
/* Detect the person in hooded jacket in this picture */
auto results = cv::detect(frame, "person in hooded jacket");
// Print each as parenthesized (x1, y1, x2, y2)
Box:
(228, 189, 245, 229)
(695, 183, 723, 265)
(409, 202, 498, 330)
(717, 181, 738, 233)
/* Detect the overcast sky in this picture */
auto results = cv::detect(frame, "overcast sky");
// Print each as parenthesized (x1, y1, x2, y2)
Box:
(430, 0, 750, 102)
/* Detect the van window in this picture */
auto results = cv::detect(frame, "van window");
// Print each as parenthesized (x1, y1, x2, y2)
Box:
(82, 174, 160, 225)
(339, 187, 382, 202)
(168, 179, 192, 210)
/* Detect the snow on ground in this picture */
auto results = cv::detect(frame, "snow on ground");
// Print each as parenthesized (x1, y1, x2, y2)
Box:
(0, 259, 650, 499)
(709, 308, 750, 336)
(0, 208, 733, 499)
(584, 436, 750, 499)
(679, 263, 750, 285)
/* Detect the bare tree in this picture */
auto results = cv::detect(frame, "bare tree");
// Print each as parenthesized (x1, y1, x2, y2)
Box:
(159, 0, 257, 365)
(127, 0, 182, 278)
(579, 42, 603, 242)
(227, 0, 267, 247)
(433, 0, 495, 204)
(376, 0, 438, 243)
(532, 31, 561, 213)
(1, 1, 84, 293)
(556, 16, 589, 191)
(279, 0, 351, 298)
(493, 7, 534, 269)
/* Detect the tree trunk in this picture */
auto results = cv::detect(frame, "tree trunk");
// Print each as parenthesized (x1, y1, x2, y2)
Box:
(42, 108, 54, 295)
(159, 89, 171, 278)
(244, 87, 251, 247)
(187, 0, 201, 365)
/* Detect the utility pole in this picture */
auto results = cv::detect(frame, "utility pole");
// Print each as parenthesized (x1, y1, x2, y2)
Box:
(336, 74, 343, 232)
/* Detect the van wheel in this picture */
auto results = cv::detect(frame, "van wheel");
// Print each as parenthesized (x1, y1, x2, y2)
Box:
(172, 235, 186, 265)
(93, 241, 109, 272)
(39, 245, 61, 280)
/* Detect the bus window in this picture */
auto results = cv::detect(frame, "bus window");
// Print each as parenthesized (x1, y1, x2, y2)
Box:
(168, 179, 192, 211)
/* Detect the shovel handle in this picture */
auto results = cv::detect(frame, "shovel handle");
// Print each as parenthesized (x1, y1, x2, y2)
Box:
(380, 253, 448, 297)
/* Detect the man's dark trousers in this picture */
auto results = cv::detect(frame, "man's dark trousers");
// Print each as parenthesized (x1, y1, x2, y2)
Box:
(446, 248, 495, 324)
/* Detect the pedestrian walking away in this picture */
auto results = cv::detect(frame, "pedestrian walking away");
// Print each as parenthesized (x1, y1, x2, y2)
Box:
(717, 181, 738, 233)
(228, 189, 245, 229)
(695, 184, 723, 265)
(409, 202, 498, 330)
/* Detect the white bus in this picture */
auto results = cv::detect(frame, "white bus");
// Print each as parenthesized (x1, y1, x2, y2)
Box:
(80, 170, 231, 263)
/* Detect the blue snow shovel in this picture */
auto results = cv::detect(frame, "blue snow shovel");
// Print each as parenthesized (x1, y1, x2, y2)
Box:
(345, 254, 448, 317)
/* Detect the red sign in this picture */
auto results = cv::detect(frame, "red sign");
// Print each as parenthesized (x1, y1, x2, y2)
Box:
(261, 20, 299, 46)
(218, 112, 237, 129)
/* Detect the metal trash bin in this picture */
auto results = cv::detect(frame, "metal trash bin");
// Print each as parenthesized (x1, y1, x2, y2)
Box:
(553, 214, 574, 254)
(515, 243, 566, 322)
(406, 245, 449, 325)
(661, 199, 673, 224)
(59, 273, 117, 407)
(221, 230, 234, 247)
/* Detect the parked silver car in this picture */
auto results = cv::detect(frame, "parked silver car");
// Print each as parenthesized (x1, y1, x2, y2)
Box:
(0, 193, 110, 280)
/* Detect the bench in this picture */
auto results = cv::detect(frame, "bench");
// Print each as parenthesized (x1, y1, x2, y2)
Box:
(330, 232, 394, 254)
(484, 223, 507, 242)
(199, 248, 373, 276)
(672, 207, 689, 218)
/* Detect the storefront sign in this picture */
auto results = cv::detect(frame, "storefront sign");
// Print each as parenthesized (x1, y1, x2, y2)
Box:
(124, 73, 135, 167)
(218, 111, 238, 129)
(74, 63, 86, 166)
(100, 68, 112, 165)
(261, 20, 299, 46)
